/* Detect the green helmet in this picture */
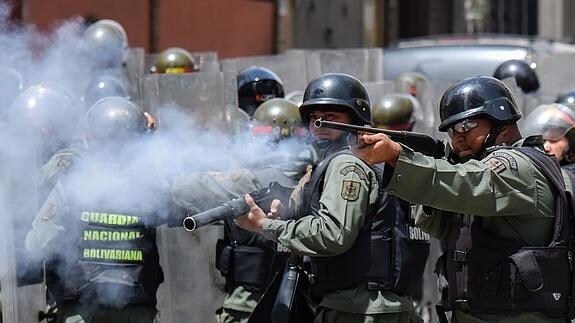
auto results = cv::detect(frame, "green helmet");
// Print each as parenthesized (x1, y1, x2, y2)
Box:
(84, 97, 147, 147)
(252, 98, 305, 140)
(372, 93, 419, 130)
(83, 19, 128, 69)
(151, 47, 197, 74)
(395, 72, 429, 98)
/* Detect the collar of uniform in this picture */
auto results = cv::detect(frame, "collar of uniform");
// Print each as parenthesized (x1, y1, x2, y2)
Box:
(483, 135, 544, 156)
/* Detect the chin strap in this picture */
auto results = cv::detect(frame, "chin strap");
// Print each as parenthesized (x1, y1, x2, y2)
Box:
(473, 125, 502, 160)
(315, 135, 349, 159)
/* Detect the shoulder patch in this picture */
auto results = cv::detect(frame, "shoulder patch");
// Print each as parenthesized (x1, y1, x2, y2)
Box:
(484, 157, 507, 174)
(339, 165, 368, 181)
(341, 180, 361, 201)
(41, 203, 58, 221)
(491, 151, 518, 170)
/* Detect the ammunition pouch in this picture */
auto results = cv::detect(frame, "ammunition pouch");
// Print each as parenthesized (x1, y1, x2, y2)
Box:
(217, 240, 283, 292)
(458, 246, 574, 317)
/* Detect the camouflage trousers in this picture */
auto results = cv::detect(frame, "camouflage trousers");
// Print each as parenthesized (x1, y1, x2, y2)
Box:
(53, 303, 156, 323)
(215, 307, 251, 323)
(314, 307, 423, 323)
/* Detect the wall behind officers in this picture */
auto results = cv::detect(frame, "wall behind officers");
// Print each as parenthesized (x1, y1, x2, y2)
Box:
(170, 98, 314, 323)
(236, 73, 424, 323)
(24, 97, 166, 323)
(353, 76, 573, 323)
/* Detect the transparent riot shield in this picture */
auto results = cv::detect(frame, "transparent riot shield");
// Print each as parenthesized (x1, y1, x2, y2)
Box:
(222, 71, 251, 136)
(123, 47, 146, 104)
(141, 71, 230, 132)
(535, 52, 575, 106)
(220, 51, 309, 94)
(145, 51, 220, 74)
(499, 77, 530, 128)
(414, 80, 457, 138)
(287, 48, 384, 83)
(141, 72, 229, 323)
(364, 81, 395, 105)
(155, 224, 226, 323)
(0, 127, 45, 323)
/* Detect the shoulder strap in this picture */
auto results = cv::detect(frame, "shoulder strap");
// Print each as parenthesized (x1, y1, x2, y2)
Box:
(497, 146, 570, 244)
(300, 150, 350, 216)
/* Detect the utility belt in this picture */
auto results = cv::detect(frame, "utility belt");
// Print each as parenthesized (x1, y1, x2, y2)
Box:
(309, 278, 395, 298)
(216, 239, 288, 292)
(442, 245, 575, 317)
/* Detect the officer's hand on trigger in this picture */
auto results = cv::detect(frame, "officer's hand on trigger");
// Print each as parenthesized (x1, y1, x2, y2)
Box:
(268, 199, 282, 219)
(235, 194, 267, 233)
(352, 133, 402, 166)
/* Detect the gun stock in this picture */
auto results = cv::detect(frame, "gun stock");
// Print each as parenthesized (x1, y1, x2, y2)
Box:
(183, 181, 291, 232)
(314, 119, 445, 158)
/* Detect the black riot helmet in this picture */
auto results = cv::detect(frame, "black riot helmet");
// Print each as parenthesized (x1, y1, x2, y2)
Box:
(84, 97, 147, 148)
(82, 74, 130, 108)
(237, 66, 285, 117)
(299, 73, 372, 128)
(82, 19, 128, 69)
(439, 76, 521, 132)
(556, 90, 575, 105)
(493, 59, 539, 94)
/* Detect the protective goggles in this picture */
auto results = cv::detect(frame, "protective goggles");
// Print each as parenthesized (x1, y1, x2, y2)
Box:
(447, 119, 478, 137)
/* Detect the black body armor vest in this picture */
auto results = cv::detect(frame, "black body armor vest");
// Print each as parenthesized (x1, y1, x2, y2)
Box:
(301, 150, 430, 297)
(216, 165, 299, 292)
(46, 167, 164, 307)
(441, 146, 575, 318)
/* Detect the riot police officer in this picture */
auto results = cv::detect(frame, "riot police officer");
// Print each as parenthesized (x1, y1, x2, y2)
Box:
(237, 73, 424, 323)
(522, 103, 575, 166)
(493, 59, 540, 94)
(372, 93, 420, 131)
(395, 71, 429, 99)
(25, 97, 164, 323)
(237, 66, 284, 117)
(82, 19, 128, 70)
(8, 83, 84, 177)
(354, 76, 570, 323)
(522, 103, 575, 194)
(556, 90, 575, 105)
(150, 47, 197, 74)
(170, 98, 314, 323)
(82, 74, 130, 108)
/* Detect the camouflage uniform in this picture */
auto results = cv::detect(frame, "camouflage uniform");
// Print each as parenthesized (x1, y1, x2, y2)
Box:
(170, 145, 317, 323)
